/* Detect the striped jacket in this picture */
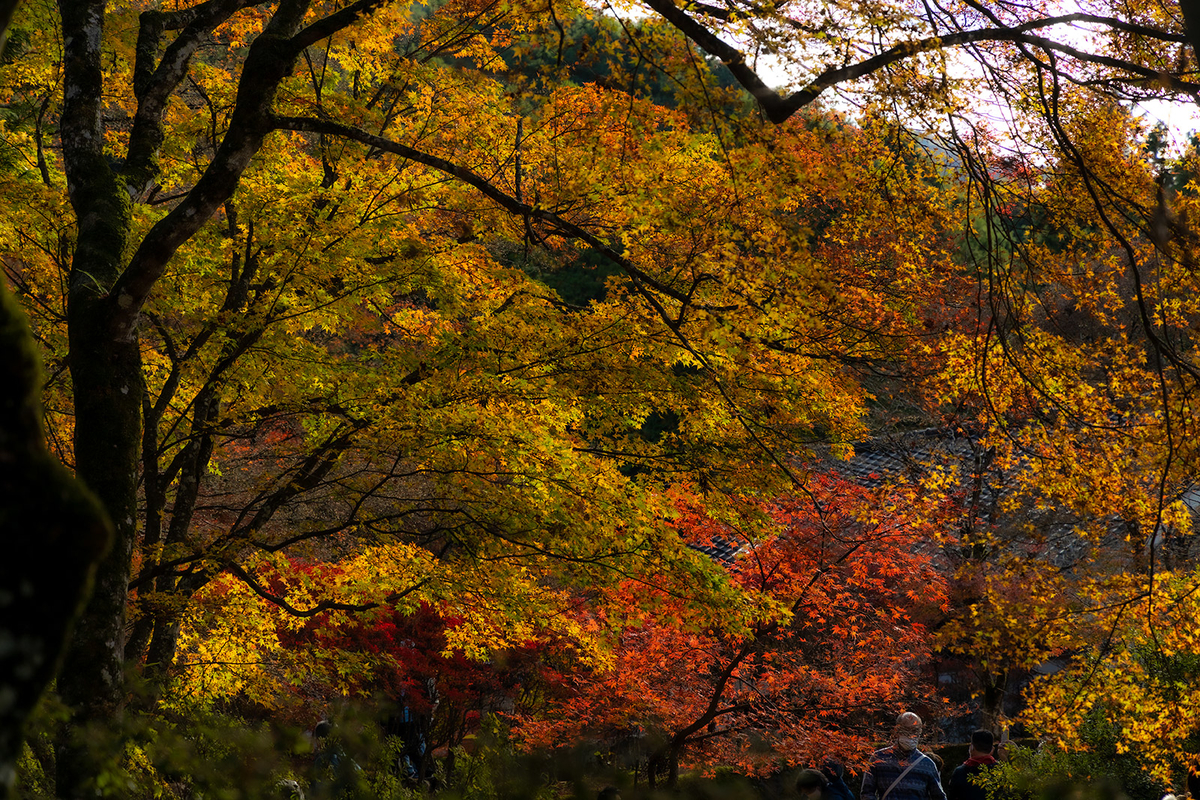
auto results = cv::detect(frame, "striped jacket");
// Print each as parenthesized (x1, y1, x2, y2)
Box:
(861, 745, 947, 800)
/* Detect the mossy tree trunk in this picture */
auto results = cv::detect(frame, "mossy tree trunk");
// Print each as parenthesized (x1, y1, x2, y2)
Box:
(0, 273, 111, 800)
(52, 0, 145, 792)
(0, 6, 111, 798)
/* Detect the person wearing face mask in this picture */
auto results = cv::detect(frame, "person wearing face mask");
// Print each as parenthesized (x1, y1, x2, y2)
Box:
(861, 712, 947, 800)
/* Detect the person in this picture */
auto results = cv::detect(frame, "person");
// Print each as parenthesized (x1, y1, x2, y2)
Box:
(310, 719, 364, 798)
(861, 712, 947, 800)
(797, 764, 854, 800)
(947, 729, 998, 800)
(276, 779, 305, 799)
(312, 719, 339, 771)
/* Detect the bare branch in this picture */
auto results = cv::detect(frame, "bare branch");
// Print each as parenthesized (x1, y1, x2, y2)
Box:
(269, 114, 713, 308)
(127, 0, 270, 189)
(225, 561, 431, 617)
(639, 0, 1195, 123)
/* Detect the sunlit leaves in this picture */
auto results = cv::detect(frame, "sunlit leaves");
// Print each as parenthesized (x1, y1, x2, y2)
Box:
(513, 473, 949, 777)
(1020, 568, 1200, 782)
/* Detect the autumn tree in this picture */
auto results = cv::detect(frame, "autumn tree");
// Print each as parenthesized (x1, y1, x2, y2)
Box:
(0, 6, 115, 796)
(0, 2, 943, 790)
(2, 0, 1199, 792)
(288, 600, 559, 780)
(926, 100, 1200, 783)
(637, 0, 1200, 772)
(511, 472, 952, 787)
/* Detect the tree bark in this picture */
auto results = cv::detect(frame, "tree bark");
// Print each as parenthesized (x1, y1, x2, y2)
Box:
(1181, 0, 1200, 62)
(0, 8, 112, 798)
(0, 279, 111, 800)
(51, 0, 145, 790)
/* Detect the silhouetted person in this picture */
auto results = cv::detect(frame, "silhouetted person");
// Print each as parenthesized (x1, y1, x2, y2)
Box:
(798, 764, 854, 800)
(948, 730, 998, 800)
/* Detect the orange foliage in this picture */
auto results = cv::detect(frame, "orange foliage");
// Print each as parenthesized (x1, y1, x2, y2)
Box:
(513, 473, 951, 784)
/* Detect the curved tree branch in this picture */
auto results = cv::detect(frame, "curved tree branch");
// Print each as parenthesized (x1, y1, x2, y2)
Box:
(639, 0, 1195, 123)
(269, 114, 715, 308)
(112, 0, 413, 339)
(126, 0, 271, 191)
(225, 561, 431, 617)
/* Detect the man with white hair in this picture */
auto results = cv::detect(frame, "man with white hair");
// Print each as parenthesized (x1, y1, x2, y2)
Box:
(861, 712, 947, 800)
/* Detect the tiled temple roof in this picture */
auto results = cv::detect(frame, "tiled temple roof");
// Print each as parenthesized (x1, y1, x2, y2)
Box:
(690, 427, 1199, 572)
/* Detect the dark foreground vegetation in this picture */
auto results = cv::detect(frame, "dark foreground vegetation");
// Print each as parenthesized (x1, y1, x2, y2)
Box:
(11, 694, 1189, 800)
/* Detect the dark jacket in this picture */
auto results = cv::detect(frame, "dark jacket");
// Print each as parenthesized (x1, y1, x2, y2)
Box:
(947, 754, 998, 800)
(861, 746, 947, 800)
(824, 772, 855, 800)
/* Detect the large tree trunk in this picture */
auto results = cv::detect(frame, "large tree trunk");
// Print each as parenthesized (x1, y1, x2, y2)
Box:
(1181, 0, 1200, 63)
(53, 187, 143, 797)
(53, 307, 141, 797)
(0, 278, 111, 800)
(0, 7, 111, 797)
(52, 0, 142, 793)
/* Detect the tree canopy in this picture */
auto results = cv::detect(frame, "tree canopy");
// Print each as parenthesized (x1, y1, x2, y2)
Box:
(2, 0, 1200, 793)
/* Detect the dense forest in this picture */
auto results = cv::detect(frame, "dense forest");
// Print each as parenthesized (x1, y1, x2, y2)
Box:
(1, 0, 1200, 796)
